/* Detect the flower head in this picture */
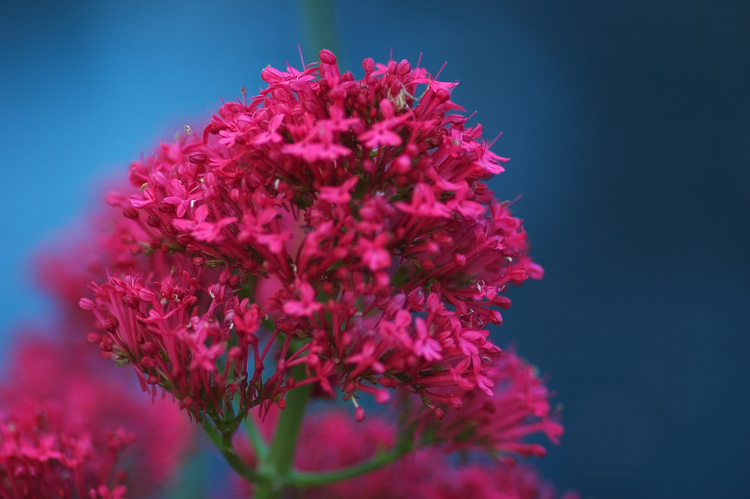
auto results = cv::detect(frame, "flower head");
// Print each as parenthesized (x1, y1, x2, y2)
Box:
(83, 50, 542, 420)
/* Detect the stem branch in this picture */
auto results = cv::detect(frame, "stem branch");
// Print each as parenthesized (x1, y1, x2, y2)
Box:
(243, 415, 269, 461)
(201, 418, 265, 484)
(288, 437, 413, 487)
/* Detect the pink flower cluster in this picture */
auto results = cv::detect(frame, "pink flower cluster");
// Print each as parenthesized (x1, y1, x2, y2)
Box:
(0, 402, 129, 499)
(0, 336, 192, 498)
(409, 348, 564, 458)
(83, 50, 543, 432)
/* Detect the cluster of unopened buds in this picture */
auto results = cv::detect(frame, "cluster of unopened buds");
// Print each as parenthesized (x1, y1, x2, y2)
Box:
(0, 50, 578, 498)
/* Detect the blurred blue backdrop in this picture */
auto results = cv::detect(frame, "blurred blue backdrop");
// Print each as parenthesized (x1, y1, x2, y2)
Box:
(1, 0, 748, 497)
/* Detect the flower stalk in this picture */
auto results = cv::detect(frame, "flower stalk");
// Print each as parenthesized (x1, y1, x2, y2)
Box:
(254, 366, 314, 498)
(201, 418, 266, 484)
(288, 436, 413, 487)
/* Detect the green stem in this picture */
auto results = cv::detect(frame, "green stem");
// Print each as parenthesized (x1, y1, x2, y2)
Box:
(254, 365, 314, 498)
(298, 0, 340, 61)
(243, 415, 269, 461)
(288, 438, 413, 487)
(201, 418, 265, 484)
(267, 383, 313, 475)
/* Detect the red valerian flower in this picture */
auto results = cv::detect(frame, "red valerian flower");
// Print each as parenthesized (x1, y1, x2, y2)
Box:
(0, 412, 130, 499)
(0, 336, 193, 498)
(84, 49, 542, 420)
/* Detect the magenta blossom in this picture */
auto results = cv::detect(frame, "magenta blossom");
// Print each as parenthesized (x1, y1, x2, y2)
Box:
(83, 50, 543, 423)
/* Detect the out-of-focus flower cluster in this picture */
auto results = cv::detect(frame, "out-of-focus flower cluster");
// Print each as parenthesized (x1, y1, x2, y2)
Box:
(82, 49, 543, 435)
(235, 405, 578, 499)
(0, 335, 192, 498)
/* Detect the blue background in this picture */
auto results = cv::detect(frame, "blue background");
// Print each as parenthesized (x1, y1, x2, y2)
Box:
(1, 1, 748, 497)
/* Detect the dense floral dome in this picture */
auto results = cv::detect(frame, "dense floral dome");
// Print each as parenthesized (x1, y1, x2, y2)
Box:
(81, 50, 544, 432)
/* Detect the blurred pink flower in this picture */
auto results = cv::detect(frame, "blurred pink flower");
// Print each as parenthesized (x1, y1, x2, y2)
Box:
(0, 335, 193, 497)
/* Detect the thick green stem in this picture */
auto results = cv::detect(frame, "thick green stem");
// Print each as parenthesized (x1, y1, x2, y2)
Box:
(288, 437, 413, 487)
(268, 383, 314, 475)
(298, 0, 340, 60)
(254, 366, 313, 498)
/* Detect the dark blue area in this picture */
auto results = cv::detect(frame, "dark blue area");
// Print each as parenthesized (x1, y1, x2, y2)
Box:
(1, 1, 747, 497)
